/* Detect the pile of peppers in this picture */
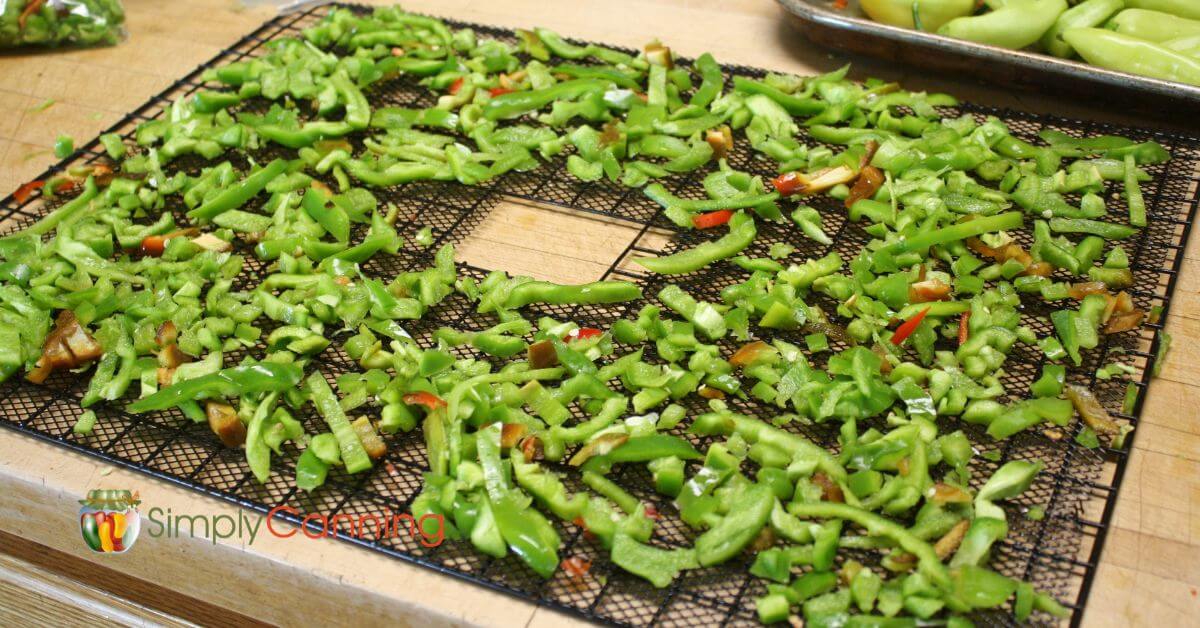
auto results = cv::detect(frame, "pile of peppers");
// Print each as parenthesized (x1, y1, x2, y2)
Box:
(0, 0, 125, 49)
(0, 4, 1164, 624)
(859, 0, 1200, 86)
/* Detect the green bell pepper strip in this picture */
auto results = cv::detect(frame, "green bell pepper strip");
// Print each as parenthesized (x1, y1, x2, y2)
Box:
(1031, 364, 1066, 398)
(888, 211, 1023, 254)
(611, 533, 699, 588)
(756, 593, 790, 624)
(5, 176, 97, 238)
(551, 63, 640, 89)
(1064, 28, 1200, 87)
(1040, 129, 1170, 163)
(73, 410, 97, 436)
(939, 0, 1067, 50)
(581, 434, 703, 474)
(952, 565, 1018, 610)
(301, 187, 350, 242)
(370, 107, 459, 130)
(295, 449, 328, 492)
(649, 456, 686, 497)
(343, 160, 445, 187)
(489, 492, 561, 578)
(694, 409, 846, 482)
(531, 27, 596, 59)
(245, 392, 279, 484)
(695, 483, 774, 566)
(643, 183, 779, 216)
(328, 70, 370, 129)
(732, 76, 824, 115)
(256, 121, 353, 149)
(975, 459, 1043, 522)
(1124, 154, 1147, 227)
(657, 284, 726, 340)
(950, 517, 1008, 567)
(791, 207, 832, 245)
(188, 159, 288, 222)
(307, 371, 373, 474)
(1048, 217, 1137, 239)
(483, 79, 610, 120)
(690, 53, 724, 108)
(788, 501, 950, 590)
(985, 398, 1074, 439)
(637, 212, 756, 274)
(126, 363, 303, 413)
(192, 90, 242, 114)
(582, 470, 640, 514)
(500, 280, 642, 310)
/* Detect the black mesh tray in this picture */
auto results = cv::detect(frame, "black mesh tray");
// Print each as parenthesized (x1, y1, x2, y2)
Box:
(1, 4, 1198, 626)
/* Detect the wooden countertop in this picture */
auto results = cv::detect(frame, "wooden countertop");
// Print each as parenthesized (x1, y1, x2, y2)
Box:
(1, 0, 1198, 626)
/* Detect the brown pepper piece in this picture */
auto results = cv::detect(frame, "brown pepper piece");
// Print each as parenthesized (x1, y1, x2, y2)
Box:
(527, 340, 558, 369)
(205, 402, 246, 448)
(26, 311, 103, 384)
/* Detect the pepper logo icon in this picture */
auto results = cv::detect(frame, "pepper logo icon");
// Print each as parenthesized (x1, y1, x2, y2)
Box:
(79, 489, 141, 554)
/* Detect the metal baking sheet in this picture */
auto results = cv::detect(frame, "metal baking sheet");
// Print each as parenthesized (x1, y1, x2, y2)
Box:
(777, 0, 1200, 112)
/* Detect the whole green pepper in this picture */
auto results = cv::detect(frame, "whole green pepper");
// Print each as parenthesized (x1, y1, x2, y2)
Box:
(1109, 8, 1200, 42)
(1040, 0, 1126, 58)
(939, 0, 1067, 49)
(1065, 28, 1200, 86)
(1126, 0, 1200, 19)
(861, 0, 976, 31)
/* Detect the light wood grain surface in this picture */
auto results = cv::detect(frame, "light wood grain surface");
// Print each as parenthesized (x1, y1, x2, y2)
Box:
(0, 0, 1197, 626)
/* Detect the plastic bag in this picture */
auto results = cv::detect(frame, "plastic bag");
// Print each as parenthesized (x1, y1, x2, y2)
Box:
(0, 0, 125, 48)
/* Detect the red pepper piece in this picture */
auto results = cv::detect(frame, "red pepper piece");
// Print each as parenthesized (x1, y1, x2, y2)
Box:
(403, 391, 447, 410)
(771, 172, 804, 196)
(488, 87, 514, 97)
(958, 311, 971, 346)
(561, 556, 592, 580)
(140, 235, 166, 257)
(692, 209, 733, 230)
(643, 503, 660, 519)
(891, 306, 931, 345)
(729, 340, 771, 368)
(520, 436, 540, 462)
(566, 327, 603, 342)
(448, 77, 465, 95)
(13, 180, 45, 204)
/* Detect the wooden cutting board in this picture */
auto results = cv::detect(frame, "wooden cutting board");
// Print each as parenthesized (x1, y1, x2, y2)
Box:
(1, 0, 1197, 625)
